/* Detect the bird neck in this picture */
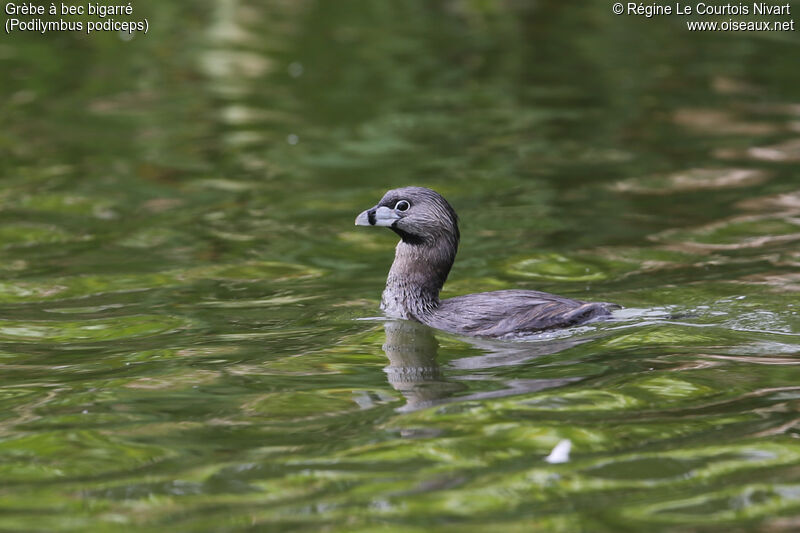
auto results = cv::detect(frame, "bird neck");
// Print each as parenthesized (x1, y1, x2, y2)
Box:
(381, 238, 457, 320)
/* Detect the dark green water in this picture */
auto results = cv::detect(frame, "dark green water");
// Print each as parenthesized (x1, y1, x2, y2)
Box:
(2, 1, 800, 531)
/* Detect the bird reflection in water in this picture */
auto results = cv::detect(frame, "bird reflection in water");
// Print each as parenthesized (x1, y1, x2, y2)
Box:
(381, 320, 589, 412)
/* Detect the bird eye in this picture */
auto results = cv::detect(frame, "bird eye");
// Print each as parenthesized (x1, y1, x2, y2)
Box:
(395, 200, 410, 212)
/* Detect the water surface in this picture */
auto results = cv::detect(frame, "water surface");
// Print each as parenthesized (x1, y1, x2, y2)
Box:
(2, 1, 800, 531)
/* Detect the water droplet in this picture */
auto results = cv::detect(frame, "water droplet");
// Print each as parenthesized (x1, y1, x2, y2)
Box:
(288, 62, 304, 78)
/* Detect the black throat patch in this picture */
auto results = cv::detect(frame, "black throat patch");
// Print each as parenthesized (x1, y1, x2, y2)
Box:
(390, 225, 425, 245)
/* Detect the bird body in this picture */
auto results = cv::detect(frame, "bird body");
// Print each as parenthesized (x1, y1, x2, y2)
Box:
(432, 290, 613, 337)
(355, 187, 617, 338)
